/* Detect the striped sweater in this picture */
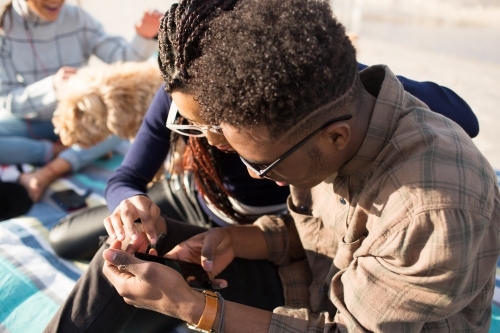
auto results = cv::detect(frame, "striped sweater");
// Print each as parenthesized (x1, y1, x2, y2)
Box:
(0, 0, 157, 120)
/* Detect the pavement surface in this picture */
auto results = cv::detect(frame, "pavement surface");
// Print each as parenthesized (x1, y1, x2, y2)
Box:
(4, 0, 499, 168)
(358, 0, 500, 169)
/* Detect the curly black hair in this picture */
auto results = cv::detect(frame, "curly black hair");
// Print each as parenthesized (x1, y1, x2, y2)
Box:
(191, 0, 358, 141)
(157, 0, 239, 93)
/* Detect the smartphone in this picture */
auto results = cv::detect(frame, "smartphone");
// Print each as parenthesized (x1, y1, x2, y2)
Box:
(133, 252, 213, 290)
(51, 189, 88, 212)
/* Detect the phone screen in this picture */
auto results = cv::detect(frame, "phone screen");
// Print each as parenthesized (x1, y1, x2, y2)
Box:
(133, 252, 213, 290)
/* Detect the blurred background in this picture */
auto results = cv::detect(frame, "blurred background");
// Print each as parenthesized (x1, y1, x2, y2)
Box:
(352, 0, 500, 169)
(3, 0, 499, 169)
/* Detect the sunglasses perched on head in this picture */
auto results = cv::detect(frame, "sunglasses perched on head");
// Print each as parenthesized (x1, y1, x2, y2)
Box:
(240, 114, 353, 178)
(166, 101, 223, 137)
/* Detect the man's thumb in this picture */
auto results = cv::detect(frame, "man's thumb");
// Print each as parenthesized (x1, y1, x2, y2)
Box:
(103, 248, 140, 275)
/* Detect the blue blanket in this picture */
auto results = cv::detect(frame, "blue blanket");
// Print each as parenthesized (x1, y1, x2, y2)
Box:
(0, 155, 122, 332)
(1, 164, 500, 332)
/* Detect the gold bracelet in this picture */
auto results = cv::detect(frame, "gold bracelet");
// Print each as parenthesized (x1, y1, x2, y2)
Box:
(187, 290, 219, 333)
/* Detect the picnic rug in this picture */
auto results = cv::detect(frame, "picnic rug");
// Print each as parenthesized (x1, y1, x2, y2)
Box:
(1, 164, 500, 332)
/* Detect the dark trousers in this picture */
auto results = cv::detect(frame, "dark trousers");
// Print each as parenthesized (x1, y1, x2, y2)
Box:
(0, 181, 33, 221)
(44, 219, 285, 333)
(49, 180, 188, 261)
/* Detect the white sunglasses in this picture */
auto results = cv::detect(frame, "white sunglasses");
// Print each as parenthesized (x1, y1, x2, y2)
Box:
(166, 101, 223, 137)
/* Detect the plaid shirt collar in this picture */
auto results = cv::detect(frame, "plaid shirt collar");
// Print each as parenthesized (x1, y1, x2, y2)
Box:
(338, 65, 405, 180)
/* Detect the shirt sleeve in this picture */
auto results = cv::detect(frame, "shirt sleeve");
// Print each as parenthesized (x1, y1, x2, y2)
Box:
(357, 62, 479, 138)
(0, 45, 57, 119)
(81, 10, 157, 63)
(104, 85, 171, 210)
(254, 208, 306, 266)
(253, 215, 290, 265)
(268, 208, 498, 332)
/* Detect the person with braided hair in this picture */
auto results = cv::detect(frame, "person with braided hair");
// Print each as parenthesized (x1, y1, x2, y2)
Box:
(45, 0, 482, 332)
(48, 0, 289, 261)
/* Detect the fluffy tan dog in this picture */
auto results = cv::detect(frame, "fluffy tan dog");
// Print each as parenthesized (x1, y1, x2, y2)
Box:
(53, 61, 163, 147)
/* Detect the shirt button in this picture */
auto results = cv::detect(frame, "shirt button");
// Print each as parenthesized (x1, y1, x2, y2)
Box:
(340, 198, 346, 205)
(299, 205, 308, 212)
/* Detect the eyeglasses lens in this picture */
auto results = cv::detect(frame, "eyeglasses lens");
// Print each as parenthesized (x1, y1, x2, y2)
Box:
(242, 158, 269, 173)
(174, 115, 204, 136)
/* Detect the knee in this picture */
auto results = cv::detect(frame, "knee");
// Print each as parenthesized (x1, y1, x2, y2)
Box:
(49, 206, 109, 260)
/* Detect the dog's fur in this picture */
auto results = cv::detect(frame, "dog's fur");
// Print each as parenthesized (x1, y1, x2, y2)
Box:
(53, 61, 164, 147)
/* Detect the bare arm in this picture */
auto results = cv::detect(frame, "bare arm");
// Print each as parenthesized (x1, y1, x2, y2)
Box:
(228, 225, 269, 259)
(103, 241, 274, 333)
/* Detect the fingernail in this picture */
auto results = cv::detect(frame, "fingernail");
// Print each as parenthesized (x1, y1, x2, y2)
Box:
(110, 233, 116, 239)
(219, 281, 227, 288)
(117, 232, 124, 240)
(131, 233, 138, 241)
(104, 249, 117, 261)
(203, 259, 213, 271)
(150, 237, 156, 245)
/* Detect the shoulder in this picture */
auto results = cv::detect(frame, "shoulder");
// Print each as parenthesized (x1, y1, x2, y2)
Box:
(387, 119, 495, 214)
(364, 98, 496, 216)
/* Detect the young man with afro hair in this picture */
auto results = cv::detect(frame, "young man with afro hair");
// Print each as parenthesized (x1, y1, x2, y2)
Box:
(75, 0, 500, 332)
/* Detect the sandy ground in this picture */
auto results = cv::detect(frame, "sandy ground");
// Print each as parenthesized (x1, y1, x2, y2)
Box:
(3, 0, 499, 169)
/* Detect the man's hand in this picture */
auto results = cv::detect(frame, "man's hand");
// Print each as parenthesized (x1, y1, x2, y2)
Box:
(135, 9, 162, 39)
(102, 240, 204, 320)
(104, 195, 164, 246)
(166, 227, 236, 289)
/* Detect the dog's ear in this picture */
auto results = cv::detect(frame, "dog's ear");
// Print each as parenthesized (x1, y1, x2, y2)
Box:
(53, 91, 112, 147)
(101, 86, 146, 141)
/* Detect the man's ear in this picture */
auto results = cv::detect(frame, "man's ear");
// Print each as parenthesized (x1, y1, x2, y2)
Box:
(322, 122, 351, 151)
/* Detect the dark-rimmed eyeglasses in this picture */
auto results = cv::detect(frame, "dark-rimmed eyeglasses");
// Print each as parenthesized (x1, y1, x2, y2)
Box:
(240, 114, 353, 178)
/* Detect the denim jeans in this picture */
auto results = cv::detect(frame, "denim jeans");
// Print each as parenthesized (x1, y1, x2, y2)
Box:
(43, 219, 285, 333)
(0, 117, 57, 164)
(0, 115, 125, 171)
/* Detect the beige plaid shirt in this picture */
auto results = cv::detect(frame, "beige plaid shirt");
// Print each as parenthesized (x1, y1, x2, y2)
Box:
(255, 65, 500, 332)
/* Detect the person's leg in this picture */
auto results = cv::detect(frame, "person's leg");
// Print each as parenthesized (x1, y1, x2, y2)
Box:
(18, 158, 71, 202)
(0, 181, 33, 221)
(49, 205, 110, 260)
(156, 219, 284, 310)
(43, 217, 207, 333)
(43, 244, 136, 333)
(125, 219, 284, 333)
(0, 116, 58, 139)
(18, 136, 124, 202)
(0, 137, 53, 164)
(0, 117, 59, 165)
(47, 180, 188, 261)
(44, 218, 284, 333)
(58, 135, 125, 173)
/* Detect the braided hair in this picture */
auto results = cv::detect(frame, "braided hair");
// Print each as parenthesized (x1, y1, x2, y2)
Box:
(158, 0, 250, 224)
(158, 0, 239, 92)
